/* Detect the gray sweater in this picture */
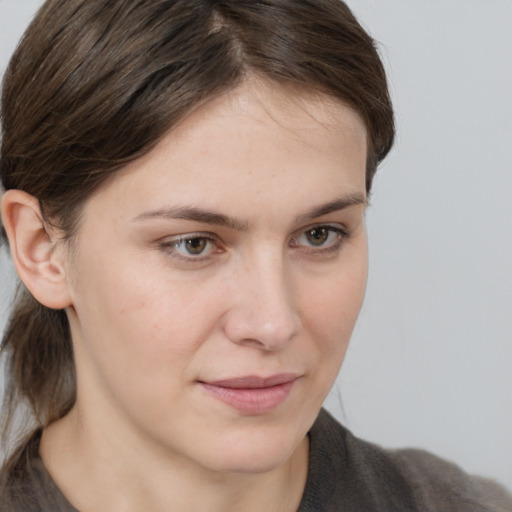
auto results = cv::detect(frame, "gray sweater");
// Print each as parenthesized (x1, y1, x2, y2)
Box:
(1, 409, 511, 511)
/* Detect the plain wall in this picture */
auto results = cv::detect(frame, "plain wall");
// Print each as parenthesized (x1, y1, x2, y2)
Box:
(1, 0, 511, 491)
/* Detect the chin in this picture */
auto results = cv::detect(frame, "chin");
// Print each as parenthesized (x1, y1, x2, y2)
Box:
(197, 425, 305, 475)
(207, 450, 294, 475)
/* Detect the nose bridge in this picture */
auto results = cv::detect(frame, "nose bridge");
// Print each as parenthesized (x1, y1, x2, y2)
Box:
(224, 245, 299, 350)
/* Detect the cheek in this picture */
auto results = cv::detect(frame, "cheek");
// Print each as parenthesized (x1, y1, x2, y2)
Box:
(68, 255, 224, 417)
(69, 253, 184, 374)
(301, 245, 368, 360)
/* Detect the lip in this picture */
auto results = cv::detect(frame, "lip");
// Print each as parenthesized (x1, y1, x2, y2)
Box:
(199, 373, 298, 414)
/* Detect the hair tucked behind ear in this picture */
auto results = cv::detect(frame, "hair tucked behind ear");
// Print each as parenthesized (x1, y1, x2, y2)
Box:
(1, 0, 394, 465)
(0, 284, 75, 472)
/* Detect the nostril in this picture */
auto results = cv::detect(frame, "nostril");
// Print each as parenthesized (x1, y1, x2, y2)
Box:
(222, 306, 299, 350)
(236, 337, 272, 350)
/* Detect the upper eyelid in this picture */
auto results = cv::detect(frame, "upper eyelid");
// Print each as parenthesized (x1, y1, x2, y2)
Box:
(289, 225, 347, 251)
(292, 222, 347, 237)
(158, 231, 218, 244)
(157, 232, 219, 251)
(157, 233, 220, 262)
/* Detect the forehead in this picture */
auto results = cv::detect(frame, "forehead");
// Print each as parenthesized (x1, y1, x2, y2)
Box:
(81, 80, 367, 224)
(170, 80, 367, 163)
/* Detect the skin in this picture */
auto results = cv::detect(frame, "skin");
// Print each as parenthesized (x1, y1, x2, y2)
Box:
(3, 80, 368, 511)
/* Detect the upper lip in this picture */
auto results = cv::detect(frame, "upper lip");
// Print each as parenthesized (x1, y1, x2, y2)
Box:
(201, 373, 298, 389)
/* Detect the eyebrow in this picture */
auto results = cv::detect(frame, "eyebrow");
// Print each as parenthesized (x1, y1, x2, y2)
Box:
(295, 193, 367, 224)
(132, 206, 250, 231)
(132, 192, 366, 231)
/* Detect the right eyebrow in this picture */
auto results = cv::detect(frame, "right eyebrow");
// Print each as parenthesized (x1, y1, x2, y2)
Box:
(131, 206, 250, 232)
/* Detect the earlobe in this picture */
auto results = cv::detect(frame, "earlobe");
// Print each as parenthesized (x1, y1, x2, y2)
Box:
(1, 189, 72, 309)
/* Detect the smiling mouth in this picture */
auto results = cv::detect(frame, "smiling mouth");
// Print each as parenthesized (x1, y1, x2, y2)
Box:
(199, 374, 298, 414)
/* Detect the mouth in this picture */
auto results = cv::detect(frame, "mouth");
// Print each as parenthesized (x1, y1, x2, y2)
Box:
(199, 374, 298, 414)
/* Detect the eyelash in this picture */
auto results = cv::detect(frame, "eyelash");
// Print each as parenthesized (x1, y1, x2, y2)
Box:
(157, 225, 348, 263)
(158, 232, 220, 262)
(290, 225, 347, 254)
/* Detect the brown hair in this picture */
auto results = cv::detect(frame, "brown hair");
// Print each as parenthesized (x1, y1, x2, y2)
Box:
(0, 0, 394, 459)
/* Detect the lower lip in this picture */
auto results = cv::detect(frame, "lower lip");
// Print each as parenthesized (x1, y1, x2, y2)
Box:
(200, 380, 296, 414)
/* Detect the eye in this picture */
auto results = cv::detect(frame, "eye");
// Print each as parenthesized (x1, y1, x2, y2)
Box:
(291, 225, 346, 251)
(304, 227, 332, 246)
(179, 237, 209, 255)
(158, 233, 221, 260)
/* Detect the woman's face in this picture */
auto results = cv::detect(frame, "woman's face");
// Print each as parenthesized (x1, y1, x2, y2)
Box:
(64, 81, 368, 474)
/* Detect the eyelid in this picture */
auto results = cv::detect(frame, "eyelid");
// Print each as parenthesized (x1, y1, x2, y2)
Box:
(292, 222, 348, 238)
(157, 231, 223, 262)
(290, 223, 348, 251)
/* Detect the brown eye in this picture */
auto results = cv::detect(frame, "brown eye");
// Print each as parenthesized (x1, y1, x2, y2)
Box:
(184, 237, 207, 254)
(291, 225, 345, 252)
(163, 235, 217, 258)
(305, 227, 329, 246)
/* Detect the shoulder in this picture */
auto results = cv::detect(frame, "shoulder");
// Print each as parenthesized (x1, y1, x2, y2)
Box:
(299, 409, 512, 512)
(390, 446, 512, 511)
(0, 430, 76, 512)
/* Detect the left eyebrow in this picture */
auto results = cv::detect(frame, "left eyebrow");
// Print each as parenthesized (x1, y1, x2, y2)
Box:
(294, 192, 367, 224)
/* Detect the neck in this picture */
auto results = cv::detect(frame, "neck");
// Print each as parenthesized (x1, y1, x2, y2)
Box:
(40, 407, 309, 512)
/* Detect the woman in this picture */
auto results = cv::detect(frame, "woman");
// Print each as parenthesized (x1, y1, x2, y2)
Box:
(0, 1, 510, 510)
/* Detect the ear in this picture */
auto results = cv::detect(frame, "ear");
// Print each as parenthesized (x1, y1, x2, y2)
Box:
(1, 189, 72, 309)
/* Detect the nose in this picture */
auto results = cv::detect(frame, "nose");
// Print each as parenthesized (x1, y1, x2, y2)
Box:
(222, 252, 300, 351)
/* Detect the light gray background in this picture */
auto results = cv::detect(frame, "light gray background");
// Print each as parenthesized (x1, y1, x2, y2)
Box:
(1, 0, 511, 491)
